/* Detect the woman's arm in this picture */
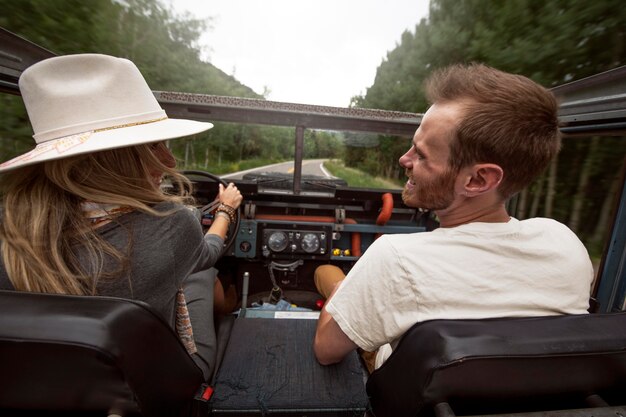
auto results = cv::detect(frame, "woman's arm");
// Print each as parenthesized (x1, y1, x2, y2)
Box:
(205, 183, 242, 239)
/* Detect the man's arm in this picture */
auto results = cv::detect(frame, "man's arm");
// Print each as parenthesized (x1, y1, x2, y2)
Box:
(313, 283, 358, 365)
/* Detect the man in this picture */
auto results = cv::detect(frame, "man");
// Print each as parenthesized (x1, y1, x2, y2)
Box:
(313, 63, 594, 370)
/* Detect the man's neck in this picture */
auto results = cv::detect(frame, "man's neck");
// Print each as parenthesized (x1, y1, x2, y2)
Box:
(436, 198, 510, 228)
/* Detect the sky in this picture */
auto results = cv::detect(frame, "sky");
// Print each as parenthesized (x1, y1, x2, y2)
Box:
(168, 0, 430, 107)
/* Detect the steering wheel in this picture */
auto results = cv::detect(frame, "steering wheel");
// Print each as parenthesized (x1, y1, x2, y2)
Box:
(181, 170, 241, 255)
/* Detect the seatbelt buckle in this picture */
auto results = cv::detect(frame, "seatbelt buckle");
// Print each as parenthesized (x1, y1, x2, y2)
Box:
(194, 384, 214, 402)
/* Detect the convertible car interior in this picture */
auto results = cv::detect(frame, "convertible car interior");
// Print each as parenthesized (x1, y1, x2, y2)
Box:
(0, 27, 625, 417)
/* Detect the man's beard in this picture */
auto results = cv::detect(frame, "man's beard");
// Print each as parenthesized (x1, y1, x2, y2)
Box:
(402, 168, 457, 211)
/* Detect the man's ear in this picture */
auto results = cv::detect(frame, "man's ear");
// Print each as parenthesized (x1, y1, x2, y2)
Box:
(462, 163, 503, 196)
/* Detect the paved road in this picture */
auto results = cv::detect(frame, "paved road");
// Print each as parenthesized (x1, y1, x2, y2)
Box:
(221, 158, 334, 180)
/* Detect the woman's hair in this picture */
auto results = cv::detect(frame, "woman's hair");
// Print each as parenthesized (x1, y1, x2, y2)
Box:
(425, 63, 561, 199)
(0, 143, 193, 295)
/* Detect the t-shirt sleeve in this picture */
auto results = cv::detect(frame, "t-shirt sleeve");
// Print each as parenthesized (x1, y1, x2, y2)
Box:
(325, 235, 418, 352)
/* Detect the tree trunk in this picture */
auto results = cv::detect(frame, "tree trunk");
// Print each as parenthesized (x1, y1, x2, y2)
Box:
(238, 126, 245, 162)
(184, 140, 191, 167)
(590, 169, 622, 249)
(569, 137, 600, 233)
(529, 175, 545, 218)
(190, 141, 196, 166)
(544, 155, 559, 218)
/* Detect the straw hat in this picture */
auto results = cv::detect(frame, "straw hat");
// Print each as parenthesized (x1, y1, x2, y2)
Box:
(0, 54, 213, 173)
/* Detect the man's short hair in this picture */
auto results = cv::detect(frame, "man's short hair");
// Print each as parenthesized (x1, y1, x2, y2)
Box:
(425, 63, 561, 199)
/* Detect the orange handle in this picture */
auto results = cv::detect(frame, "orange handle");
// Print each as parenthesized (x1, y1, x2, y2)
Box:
(375, 193, 394, 240)
(376, 193, 394, 226)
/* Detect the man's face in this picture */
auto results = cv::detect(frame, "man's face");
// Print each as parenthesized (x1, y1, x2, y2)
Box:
(398, 102, 462, 211)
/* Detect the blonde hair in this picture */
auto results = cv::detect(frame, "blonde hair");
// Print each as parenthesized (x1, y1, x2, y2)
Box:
(0, 143, 193, 295)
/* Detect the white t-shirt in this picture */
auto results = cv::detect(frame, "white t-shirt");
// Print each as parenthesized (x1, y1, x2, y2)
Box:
(325, 217, 594, 369)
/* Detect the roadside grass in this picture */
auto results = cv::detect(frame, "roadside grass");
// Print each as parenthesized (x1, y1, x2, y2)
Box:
(323, 159, 402, 189)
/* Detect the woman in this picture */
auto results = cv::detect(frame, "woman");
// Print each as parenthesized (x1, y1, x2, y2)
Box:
(0, 53, 241, 379)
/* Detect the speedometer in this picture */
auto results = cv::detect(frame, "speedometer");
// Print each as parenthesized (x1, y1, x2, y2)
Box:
(301, 233, 320, 253)
(267, 231, 288, 252)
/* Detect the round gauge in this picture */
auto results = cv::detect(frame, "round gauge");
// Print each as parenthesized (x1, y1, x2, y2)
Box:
(267, 231, 288, 252)
(301, 233, 320, 253)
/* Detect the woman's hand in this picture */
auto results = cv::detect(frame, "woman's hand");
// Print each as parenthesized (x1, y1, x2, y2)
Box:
(206, 183, 242, 239)
(218, 183, 243, 209)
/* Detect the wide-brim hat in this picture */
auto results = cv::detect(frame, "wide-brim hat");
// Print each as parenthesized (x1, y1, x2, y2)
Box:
(0, 53, 213, 173)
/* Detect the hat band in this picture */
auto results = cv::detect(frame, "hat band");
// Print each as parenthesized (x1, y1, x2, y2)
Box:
(93, 116, 168, 133)
(33, 110, 168, 143)
(0, 116, 172, 171)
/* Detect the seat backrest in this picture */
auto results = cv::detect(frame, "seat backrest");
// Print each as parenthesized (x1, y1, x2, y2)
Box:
(0, 290, 205, 417)
(366, 313, 626, 417)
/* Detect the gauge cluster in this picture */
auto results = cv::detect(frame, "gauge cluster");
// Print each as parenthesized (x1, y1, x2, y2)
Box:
(261, 228, 329, 258)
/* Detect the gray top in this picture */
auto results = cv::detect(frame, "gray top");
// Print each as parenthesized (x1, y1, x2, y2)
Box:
(0, 201, 223, 378)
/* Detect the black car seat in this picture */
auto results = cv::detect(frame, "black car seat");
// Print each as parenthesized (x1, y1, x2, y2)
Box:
(366, 313, 626, 417)
(0, 290, 210, 417)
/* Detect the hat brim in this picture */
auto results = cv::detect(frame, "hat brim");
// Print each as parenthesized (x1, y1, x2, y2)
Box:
(0, 118, 213, 173)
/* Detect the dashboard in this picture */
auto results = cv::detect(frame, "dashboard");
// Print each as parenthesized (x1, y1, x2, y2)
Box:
(190, 177, 431, 307)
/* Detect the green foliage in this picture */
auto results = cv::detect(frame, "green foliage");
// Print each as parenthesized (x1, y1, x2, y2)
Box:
(168, 123, 301, 170)
(323, 160, 402, 189)
(0, 95, 33, 160)
(304, 131, 345, 159)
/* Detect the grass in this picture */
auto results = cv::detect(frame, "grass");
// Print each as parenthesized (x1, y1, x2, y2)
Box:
(323, 159, 402, 189)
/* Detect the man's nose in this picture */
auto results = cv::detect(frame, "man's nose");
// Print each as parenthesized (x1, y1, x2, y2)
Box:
(399, 153, 411, 168)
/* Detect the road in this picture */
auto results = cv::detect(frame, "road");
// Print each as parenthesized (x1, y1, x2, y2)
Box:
(221, 158, 334, 180)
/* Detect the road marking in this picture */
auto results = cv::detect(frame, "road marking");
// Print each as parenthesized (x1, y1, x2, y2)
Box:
(318, 161, 334, 178)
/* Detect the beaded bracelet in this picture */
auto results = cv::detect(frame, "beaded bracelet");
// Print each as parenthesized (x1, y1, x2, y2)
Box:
(216, 203, 236, 223)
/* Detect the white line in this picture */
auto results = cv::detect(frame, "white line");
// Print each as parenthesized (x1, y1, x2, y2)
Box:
(318, 160, 335, 178)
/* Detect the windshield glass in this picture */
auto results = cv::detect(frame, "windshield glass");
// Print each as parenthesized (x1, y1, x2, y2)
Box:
(170, 121, 408, 193)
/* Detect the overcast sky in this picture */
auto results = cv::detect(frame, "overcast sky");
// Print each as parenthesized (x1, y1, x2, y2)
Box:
(168, 0, 430, 107)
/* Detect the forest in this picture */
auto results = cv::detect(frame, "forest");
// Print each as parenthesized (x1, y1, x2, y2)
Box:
(0, 0, 625, 258)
